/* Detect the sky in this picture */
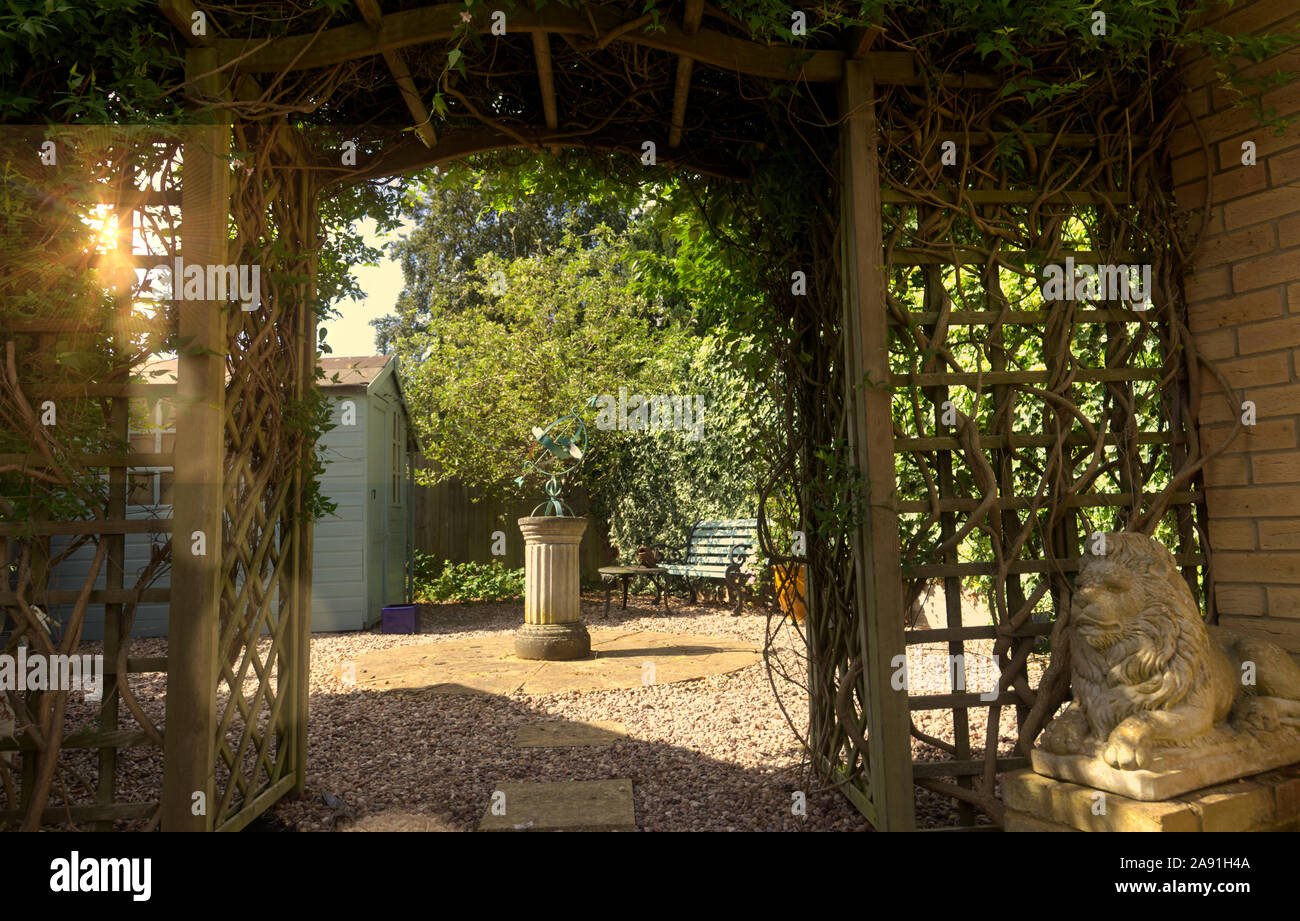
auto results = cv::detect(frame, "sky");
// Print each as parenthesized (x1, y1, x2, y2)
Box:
(321, 216, 417, 358)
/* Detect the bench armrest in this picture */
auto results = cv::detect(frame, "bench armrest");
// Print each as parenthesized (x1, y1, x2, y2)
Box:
(657, 542, 686, 564)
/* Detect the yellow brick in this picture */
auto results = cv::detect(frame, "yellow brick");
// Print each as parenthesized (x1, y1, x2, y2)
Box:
(1259, 765, 1300, 820)
(1188, 286, 1282, 327)
(1004, 809, 1079, 832)
(1185, 265, 1234, 302)
(1201, 420, 1297, 455)
(1225, 185, 1300, 231)
(1209, 519, 1257, 551)
(1213, 551, 1300, 584)
(1279, 212, 1300, 248)
(1201, 351, 1292, 394)
(1207, 487, 1300, 521)
(1232, 316, 1294, 359)
(1252, 453, 1300, 483)
(1234, 258, 1300, 298)
(1203, 455, 1250, 487)
(1218, 616, 1300, 655)
(1215, 131, 1300, 173)
(1260, 519, 1300, 549)
(1262, 78, 1300, 121)
(1266, 586, 1300, 617)
(1189, 781, 1274, 831)
(1002, 771, 1200, 832)
(1210, 163, 1270, 206)
(1216, 582, 1268, 616)
(1215, 0, 1300, 34)
(1191, 327, 1238, 363)
(1199, 382, 1300, 424)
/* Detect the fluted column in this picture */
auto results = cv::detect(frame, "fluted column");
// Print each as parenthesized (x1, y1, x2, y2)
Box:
(515, 516, 589, 659)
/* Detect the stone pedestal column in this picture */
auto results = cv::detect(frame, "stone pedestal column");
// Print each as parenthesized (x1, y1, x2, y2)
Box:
(515, 516, 590, 660)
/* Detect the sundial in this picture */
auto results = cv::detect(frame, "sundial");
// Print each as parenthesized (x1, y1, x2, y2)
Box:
(516, 399, 594, 517)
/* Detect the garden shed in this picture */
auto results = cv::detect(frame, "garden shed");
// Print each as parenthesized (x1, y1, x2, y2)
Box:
(46, 354, 417, 637)
(311, 354, 418, 632)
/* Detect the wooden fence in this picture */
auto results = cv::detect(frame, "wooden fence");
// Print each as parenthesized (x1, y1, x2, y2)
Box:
(412, 459, 612, 582)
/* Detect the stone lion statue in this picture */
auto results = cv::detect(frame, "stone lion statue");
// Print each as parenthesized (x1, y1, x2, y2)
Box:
(1039, 531, 1300, 770)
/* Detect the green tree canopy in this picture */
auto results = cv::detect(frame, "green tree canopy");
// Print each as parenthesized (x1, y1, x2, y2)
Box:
(397, 227, 690, 491)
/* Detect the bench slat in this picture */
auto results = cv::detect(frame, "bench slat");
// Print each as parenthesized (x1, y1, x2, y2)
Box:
(659, 518, 757, 584)
(662, 565, 732, 577)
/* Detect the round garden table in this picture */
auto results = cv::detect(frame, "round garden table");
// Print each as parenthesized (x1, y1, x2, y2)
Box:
(598, 565, 673, 618)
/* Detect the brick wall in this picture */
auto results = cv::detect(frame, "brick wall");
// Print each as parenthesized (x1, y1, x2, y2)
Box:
(1170, 0, 1300, 653)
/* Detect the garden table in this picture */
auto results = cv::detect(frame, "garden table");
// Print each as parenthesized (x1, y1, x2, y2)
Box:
(598, 565, 673, 618)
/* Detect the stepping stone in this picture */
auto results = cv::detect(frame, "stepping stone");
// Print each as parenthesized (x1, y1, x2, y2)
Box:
(515, 720, 627, 747)
(344, 811, 461, 832)
(475, 779, 636, 832)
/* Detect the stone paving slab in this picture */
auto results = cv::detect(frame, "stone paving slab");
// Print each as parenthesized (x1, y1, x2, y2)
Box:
(515, 720, 628, 747)
(349, 629, 759, 695)
(343, 811, 462, 832)
(476, 779, 637, 832)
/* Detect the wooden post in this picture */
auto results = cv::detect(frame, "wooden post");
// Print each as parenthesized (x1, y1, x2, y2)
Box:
(96, 207, 133, 830)
(162, 46, 229, 832)
(839, 59, 914, 831)
(292, 166, 317, 796)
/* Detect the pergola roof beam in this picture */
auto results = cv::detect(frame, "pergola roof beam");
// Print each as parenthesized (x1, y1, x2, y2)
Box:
(158, 0, 212, 47)
(532, 31, 558, 131)
(668, 0, 704, 148)
(847, 25, 884, 59)
(328, 126, 746, 185)
(213, 2, 913, 84)
(355, 0, 436, 147)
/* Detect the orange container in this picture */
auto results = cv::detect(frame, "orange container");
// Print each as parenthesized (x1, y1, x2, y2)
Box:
(774, 564, 806, 622)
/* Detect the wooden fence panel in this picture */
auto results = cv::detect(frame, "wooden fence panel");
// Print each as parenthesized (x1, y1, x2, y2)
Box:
(411, 459, 612, 582)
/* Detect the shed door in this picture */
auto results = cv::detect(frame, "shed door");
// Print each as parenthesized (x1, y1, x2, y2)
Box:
(368, 406, 388, 624)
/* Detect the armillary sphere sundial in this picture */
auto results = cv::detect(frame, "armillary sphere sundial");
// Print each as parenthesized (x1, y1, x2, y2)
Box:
(515, 399, 594, 517)
(513, 397, 598, 661)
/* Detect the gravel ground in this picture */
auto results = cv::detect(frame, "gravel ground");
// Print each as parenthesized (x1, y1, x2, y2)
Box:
(20, 589, 1051, 831)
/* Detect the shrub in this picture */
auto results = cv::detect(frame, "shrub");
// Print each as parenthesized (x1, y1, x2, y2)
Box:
(415, 559, 524, 603)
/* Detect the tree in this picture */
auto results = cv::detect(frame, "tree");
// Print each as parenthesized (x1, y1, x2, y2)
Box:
(396, 229, 687, 493)
(384, 155, 781, 556)
(372, 168, 632, 351)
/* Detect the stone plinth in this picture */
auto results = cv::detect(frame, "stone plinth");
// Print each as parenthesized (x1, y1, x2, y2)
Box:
(515, 515, 589, 660)
(1030, 728, 1300, 801)
(1003, 767, 1300, 832)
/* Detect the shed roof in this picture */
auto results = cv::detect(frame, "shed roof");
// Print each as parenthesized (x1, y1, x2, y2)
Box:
(138, 354, 395, 388)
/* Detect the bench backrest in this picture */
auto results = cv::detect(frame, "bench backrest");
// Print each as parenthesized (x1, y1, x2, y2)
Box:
(684, 518, 757, 568)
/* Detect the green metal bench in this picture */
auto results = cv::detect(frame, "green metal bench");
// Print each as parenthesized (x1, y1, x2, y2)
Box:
(658, 518, 757, 615)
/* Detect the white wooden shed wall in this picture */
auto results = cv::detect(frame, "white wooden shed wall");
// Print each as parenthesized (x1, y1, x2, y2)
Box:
(48, 356, 415, 640)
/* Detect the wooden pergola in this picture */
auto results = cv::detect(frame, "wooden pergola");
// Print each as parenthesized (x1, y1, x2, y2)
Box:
(141, 0, 918, 831)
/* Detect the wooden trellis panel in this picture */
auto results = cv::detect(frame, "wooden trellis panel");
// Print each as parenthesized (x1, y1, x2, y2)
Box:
(163, 50, 319, 831)
(0, 126, 181, 829)
(812, 59, 914, 832)
(877, 102, 1210, 826)
(0, 113, 316, 830)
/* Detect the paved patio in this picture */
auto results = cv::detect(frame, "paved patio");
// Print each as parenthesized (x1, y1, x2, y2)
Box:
(344, 628, 761, 696)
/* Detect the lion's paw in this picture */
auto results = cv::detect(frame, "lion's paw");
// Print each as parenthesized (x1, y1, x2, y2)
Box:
(1233, 697, 1283, 734)
(1040, 708, 1089, 755)
(1104, 717, 1153, 770)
